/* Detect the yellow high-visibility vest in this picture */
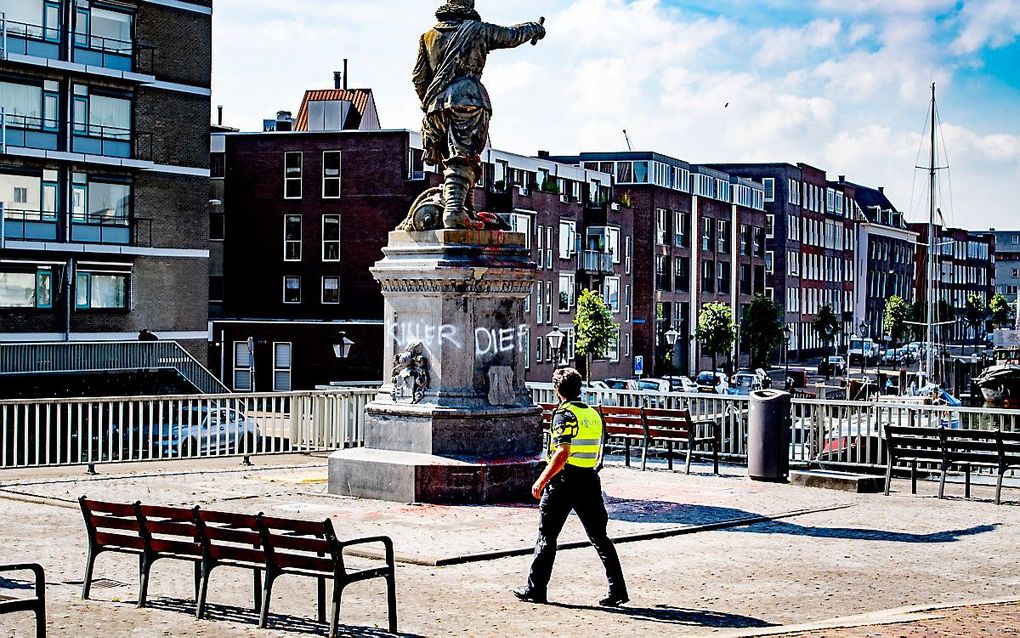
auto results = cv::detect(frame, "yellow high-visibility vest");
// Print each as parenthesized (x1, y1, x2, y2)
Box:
(550, 401, 603, 469)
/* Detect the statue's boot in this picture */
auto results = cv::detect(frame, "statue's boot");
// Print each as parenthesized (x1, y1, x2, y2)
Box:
(443, 167, 483, 230)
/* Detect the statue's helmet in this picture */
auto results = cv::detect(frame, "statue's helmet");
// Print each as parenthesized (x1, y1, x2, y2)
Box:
(448, 0, 475, 7)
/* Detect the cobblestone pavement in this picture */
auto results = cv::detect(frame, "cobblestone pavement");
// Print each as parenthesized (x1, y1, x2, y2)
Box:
(781, 602, 1020, 637)
(1, 456, 1018, 637)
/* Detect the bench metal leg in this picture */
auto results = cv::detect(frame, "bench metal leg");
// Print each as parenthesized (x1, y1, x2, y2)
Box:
(317, 577, 326, 624)
(193, 562, 201, 601)
(624, 439, 631, 467)
(911, 461, 917, 495)
(329, 584, 343, 638)
(253, 568, 262, 612)
(640, 438, 648, 472)
(996, 470, 1005, 506)
(938, 464, 947, 500)
(965, 466, 971, 499)
(685, 445, 692, 475)
(884, 459, 893, 496)
(81, 548, 97, 600)
(666, 441, 673, 471)
(195, 563, 211, 620)
(137, 553, 152, 608)
(713, 428, 720, 475)
(386, 572, 398, 634)
(258, 572, 276, 629)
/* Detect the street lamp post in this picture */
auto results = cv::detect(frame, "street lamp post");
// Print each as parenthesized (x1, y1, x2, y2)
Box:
(546, 327, 566, 367)
(858, 321, 868, 376)
(783, 325, 793, 390)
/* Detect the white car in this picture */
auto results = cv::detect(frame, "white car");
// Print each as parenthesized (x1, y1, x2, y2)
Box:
(729, 372, 763, 396)
(661, 375, 700, 393)
(696, 371, 730, 394)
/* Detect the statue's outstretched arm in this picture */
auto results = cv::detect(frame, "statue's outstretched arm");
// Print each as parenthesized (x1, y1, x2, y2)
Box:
(483, 21, 546, 51)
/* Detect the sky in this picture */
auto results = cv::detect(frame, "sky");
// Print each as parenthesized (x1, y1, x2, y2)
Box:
(211, 0, 1020, 230)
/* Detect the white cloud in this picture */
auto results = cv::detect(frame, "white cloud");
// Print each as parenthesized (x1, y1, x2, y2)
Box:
(952, 0, 1020, 53)
(210, 0, 1020, 229)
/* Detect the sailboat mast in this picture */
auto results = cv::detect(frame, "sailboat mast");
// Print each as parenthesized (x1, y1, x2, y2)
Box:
(926, 82, 937, 381)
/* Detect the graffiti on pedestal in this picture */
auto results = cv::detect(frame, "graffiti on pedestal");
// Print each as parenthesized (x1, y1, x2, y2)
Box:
(390, 320, 530, 363)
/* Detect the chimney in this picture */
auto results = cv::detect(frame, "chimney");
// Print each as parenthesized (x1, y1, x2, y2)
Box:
(838, 175, 845, 184)
(217, 105, 223, 126)
(333, 72, 343, 90)
(343, 59, 348, 90)
(878, 186, 885, 195)
(537, 150, 550, 159)
(276, 110, 293, 132)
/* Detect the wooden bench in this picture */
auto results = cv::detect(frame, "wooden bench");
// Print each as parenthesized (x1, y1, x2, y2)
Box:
(642, 408, 720, 475)
(79, 499, 399, 635)
(0, 563, 46, 638)
(884, 426, 1020, 505)
(598, 406, 646, 469)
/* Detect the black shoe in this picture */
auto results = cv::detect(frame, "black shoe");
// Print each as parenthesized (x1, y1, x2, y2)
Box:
(599, 593, 629, 607)
(512, 588, 547, 604)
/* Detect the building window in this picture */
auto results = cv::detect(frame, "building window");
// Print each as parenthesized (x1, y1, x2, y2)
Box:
(717, 220, 729, 254)
(607, 332, 620, 362)
(508, 212, 532, 248)
(210, 213, 225, 241)
(702, 260, 715, 293)
(675, 257, 690, 292)
(283, 276, 301, 304)
(558, 273, 575, 311)
(656, 255, 671, 292)
(211, 152, 225, 178)
(233, 342, 253, 391)
(625, 236, 632, 274)
(702, 218, 714, 252)
(558, 220, 575, 260)
(322, 215, 340, 262)
(766, 214, 775, 239)
(69, 173, 131, 226)
(273, 343, 293, 392)
(322, 151, 341, 199)
(763, 178, 775, 202)
(0, 269, 52, 308)
(75, 272, 127, 309)
(604, 277, 621, 313)
(674, 211, 689, 247)
(607, 226, 621, 264)
(656, 209, 668, 245)
(765, 251, 774, 274)
(284, 152, 302, 199)
(322, 277, 340, 304)
(284, 215, 302, 261)
(0, 169, 60, 222)
(209, 275, 224, 303)
(545, 281, 553, 324)
(718, 261, 730, 293)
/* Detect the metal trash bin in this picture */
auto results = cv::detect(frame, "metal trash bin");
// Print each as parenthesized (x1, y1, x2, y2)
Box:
(747, 389, 792, 482)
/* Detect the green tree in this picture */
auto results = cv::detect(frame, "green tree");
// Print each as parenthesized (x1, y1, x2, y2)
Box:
(741, 295, 784, 370)
(964, 293, 987, 353)
(989, 293, 1014, 329)
(884, 296, 910, 349)
(812, 304, 841, 379)
(574, 288, 619, 382)
(695, 303, 736, 378)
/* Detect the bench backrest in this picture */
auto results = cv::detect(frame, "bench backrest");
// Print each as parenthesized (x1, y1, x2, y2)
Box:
(598, 406, 645, 439)
(137, 504, 202, 558)
(940, 429, 1000, 466)
(1000, 431, 1020, 464)
(257, 514, 338, 575)
(641, 408, 695, 442)
(884, 425, 944, 462)
(196, 509, 265, 565)
(79, 497, 144, 551)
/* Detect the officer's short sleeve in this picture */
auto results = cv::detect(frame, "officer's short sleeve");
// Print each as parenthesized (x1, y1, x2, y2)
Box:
(551, 409, 578, 446)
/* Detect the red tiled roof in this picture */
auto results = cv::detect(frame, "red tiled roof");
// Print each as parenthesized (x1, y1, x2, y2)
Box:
(294, 89, 373, 131)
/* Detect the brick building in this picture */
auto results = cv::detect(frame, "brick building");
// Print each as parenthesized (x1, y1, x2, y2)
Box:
(0, 0, 211, 359)
(552, 153, 768, 377)
(709, 163, 859, 360)
(850, 185, 918, 343)
(909, 223, 995, 343)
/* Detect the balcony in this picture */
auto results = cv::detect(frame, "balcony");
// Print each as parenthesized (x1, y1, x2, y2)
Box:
(72, 32, 154, 74)
(0, 16, 61, 60)
(578, 250, 614, 275)
(0, 112, 59, 152)
(0, 14, 155, 74)
(72, 124, 151, 161)
(2, 209, 153, 247)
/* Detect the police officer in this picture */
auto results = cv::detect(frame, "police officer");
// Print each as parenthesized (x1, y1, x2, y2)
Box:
(513, 367, 629, 607)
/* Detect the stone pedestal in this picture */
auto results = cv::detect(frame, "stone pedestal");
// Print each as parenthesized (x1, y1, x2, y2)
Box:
(329, 230, 544, 504)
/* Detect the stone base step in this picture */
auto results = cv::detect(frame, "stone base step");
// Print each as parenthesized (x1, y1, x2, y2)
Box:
(790, 470, 885, 493)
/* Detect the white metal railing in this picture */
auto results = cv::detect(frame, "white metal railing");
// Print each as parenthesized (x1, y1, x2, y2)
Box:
(528, 383, 1020, 471)
(1, 12, 7, 61)
(577, 250, 614, 274)
(0, 389, 376, 470)
(0, 341, 229, 394)
(1, 106, 7, 155)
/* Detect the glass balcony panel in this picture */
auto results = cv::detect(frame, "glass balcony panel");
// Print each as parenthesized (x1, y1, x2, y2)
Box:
(1, 208, 58, 241)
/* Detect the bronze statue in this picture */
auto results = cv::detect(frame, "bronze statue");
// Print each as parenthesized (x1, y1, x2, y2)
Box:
(401, 0, 546, 232)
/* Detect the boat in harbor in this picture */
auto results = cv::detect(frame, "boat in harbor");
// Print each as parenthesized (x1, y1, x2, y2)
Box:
(974, 347, 1020, 406)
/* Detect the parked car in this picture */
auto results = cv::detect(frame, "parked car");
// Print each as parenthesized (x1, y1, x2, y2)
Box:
(637, 378, 670, 393)
(695, 371, 730, 394)
(142, 406, 261, 457)
(819, 356, 847, 377)
(786, 369, 809, 390)
(602, 378, 639, 391)
(729, 372, 763, 396)
(661, 375, 700, 393)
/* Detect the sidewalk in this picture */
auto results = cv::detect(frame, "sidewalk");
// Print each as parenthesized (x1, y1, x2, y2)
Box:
(1, 455, 1018, 637)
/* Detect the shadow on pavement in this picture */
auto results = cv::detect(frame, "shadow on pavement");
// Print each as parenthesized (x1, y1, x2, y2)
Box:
(0, 576, 35, 591)
(606, 498, 1000, 543)
(546, 601, 774, 628)
(147, 598, 421, 637)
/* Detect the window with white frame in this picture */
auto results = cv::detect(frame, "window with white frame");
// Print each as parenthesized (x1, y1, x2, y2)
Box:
(656, 209, 668, 245)
(545, 281, 553, 324)
(284, 215, 302, 261)
(604, 277, 621, 313)
(322, 215, 340, 261)
(766, 214, 775, 239)
(536, 225, 544, 269)
(322, 151, 341, 198)
(273, 342, 292, 391)
(508, 212, 532, 248)
(607, 226, 621, 264)
(765, 251, 774, 274)
(607, 332, 620, 362)
(284, 152, 302, 199)
(558, 273, 574, 311)
(625, 236, 632, 274)
(75, 271, 127, 309)
(763, 178, 775, 202)
(283, 276, 301, 304)
(322, 276, 340, 304)
(233, 342, 252, 391)
(546, 227, 553, 268)
(559, 220, 576, 259)
(0, 269, 53, 308)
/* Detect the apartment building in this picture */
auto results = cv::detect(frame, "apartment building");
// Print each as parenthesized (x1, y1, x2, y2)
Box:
(709, 163, 858, 359)
(551, 153, 768, 377)
(988, 230, 1020, 308)
(909, 223, 995, 343)
(0, 0, 212, 359)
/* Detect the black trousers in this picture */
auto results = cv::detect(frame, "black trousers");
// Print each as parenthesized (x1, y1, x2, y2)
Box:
(526, 465, 627, 597)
